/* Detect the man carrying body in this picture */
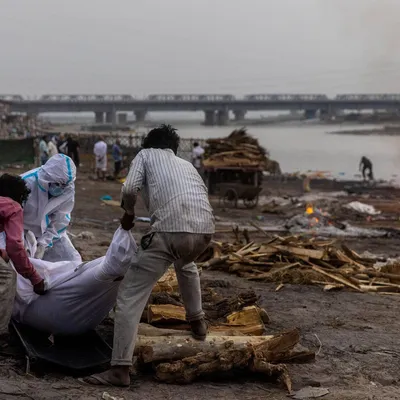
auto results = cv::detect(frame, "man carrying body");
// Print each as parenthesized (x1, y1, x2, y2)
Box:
(94, 136, 108, 181)
(359, 156, 374, 181)
(83, 124, 214, 387)
(112, 139, 123, 180)
(0, 174, 45, 335)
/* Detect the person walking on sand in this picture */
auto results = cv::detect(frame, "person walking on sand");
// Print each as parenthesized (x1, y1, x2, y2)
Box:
(82, 124, 215, 387)
(94, 136, 108, 180)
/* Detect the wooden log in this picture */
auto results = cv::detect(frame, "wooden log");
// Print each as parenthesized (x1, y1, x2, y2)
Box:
(154, 329, 301, 391)
(311, 266, 362, 292)
(273, 245, 325, 260)
(152, 268, 178, 293)
(364, 270, 400, 282)
(147, 304, 186, 324)
(138, 333, 279, 363)
(210, 324, 265, 336)
(226, 305, 267, 326)
(138, 323, 189, 337)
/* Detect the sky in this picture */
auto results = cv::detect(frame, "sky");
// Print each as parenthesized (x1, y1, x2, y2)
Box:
(1, 0, 400, 97)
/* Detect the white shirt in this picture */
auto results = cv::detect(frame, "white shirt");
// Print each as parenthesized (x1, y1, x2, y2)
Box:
(94, 141, 107, 158)
(47, 141, 58, 157)
(192, 146, 205, 168)
(122, 148, 215, 234)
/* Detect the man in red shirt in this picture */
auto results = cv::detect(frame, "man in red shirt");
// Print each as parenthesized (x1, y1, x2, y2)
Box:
(0, 174, 46, 335)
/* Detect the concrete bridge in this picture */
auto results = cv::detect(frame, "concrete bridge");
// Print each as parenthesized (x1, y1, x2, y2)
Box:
(3, 93, 400, 126)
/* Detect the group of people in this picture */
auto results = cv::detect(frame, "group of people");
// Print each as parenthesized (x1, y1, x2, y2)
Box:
(0, 124, 215, 388)
(39, 134, 80, 168)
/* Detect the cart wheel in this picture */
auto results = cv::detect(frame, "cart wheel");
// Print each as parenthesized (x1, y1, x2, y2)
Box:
(243, 195, 258, 209)
(222, 189, 238, 208)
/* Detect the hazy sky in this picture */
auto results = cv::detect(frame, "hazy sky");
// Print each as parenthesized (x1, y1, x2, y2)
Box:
(2, 0, 400, 96)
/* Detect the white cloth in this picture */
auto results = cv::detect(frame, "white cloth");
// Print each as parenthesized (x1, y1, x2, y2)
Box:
(94, 141, 108, 171)
(21, 154, 81, 263)
(192, 146, 204, 169)
(47, 141, 58, 157)
(13, 227, 137, 335)
(122, 148, 215, 234)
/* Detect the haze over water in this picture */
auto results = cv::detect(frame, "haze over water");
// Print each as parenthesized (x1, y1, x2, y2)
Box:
(176, 124, 400, 181)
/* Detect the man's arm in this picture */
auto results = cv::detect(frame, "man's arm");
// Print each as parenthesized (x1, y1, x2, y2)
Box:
(4, 205, 43, 285)
(121, 152, 145, 216)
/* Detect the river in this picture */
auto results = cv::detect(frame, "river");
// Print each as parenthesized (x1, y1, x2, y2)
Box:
(173, 123, 400, 181)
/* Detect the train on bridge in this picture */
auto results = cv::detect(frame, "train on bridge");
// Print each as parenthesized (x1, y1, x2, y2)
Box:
(3, 93, 400, 102)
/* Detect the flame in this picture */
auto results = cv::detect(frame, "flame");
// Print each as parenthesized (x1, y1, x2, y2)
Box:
(306, 204, 314, 215)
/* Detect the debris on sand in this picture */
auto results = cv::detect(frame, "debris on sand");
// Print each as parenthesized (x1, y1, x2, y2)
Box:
(198, 235, 400, 294)
(345, 201, 381, 216)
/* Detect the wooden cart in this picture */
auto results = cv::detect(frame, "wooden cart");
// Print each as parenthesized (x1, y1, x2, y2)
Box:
(204, 167, 263, 209)
(217, 182, 261, 208)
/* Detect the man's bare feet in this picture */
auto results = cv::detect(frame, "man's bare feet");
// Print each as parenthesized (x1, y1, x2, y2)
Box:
(81, 366, 130, 387)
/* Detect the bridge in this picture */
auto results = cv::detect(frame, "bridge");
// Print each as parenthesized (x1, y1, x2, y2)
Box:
(2, 93, 400, 126)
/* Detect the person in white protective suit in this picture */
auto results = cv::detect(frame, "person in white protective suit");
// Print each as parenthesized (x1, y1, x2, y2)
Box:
(13, 227, 137, 335)
(21, 154, 81, 263)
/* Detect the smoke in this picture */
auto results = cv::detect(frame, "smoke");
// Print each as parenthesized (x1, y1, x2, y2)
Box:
(315, 0, 400, 92)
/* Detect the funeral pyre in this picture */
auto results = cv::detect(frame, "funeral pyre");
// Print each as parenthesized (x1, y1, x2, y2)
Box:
(203, 128, 281, 173)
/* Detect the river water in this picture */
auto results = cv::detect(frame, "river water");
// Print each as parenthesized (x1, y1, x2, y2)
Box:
(173, 123, 400, 181)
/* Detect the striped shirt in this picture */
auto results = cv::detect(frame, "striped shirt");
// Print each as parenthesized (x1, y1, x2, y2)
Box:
(122, 148, 215, 233)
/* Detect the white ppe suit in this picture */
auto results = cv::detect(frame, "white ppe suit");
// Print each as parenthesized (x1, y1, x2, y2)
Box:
(21, 154, 81, 263)
(13, 227, 137, 335)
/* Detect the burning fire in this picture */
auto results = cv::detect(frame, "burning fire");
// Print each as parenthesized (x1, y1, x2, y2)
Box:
(305, 204, 320, 227)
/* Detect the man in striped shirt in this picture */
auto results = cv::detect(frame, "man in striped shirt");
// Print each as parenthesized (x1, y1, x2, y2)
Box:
(83, 124, 214, 387)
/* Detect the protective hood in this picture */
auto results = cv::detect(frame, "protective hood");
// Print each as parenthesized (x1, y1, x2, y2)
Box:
(37, 154, 76, 189)
(21, 154, 76, 241)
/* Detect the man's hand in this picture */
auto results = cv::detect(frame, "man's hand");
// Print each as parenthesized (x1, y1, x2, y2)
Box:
(34, 245, 46, 260)
(121, 212, 135, 231)
(33, 279, 47, 295)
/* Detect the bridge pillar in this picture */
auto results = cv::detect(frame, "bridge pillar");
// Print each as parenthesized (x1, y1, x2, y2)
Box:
(95, 112, 104, 124)
(105, 111, 115, 124)
(204, 111, 216, 126)
(134, 110, 147, 123)
(217, 110, 229, 126)
(234, 110, 246, 121)
(304, 109, 317, 119)
(117, 113, 128, 125)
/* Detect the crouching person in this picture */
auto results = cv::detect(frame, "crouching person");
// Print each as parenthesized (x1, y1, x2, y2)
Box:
(0, 174, 46, 335)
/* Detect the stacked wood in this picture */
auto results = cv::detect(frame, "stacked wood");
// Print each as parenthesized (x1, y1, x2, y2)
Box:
(198, 235, 400, 295)
(203, 128, 275, 170)
(147, 304, 268, 336)
(128, 267, 314, 392)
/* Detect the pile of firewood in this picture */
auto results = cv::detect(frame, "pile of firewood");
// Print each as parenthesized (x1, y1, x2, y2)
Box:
(198, 235, 400, 294)
(203, 128, 269, 169)
(121, 268, 315, 393)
